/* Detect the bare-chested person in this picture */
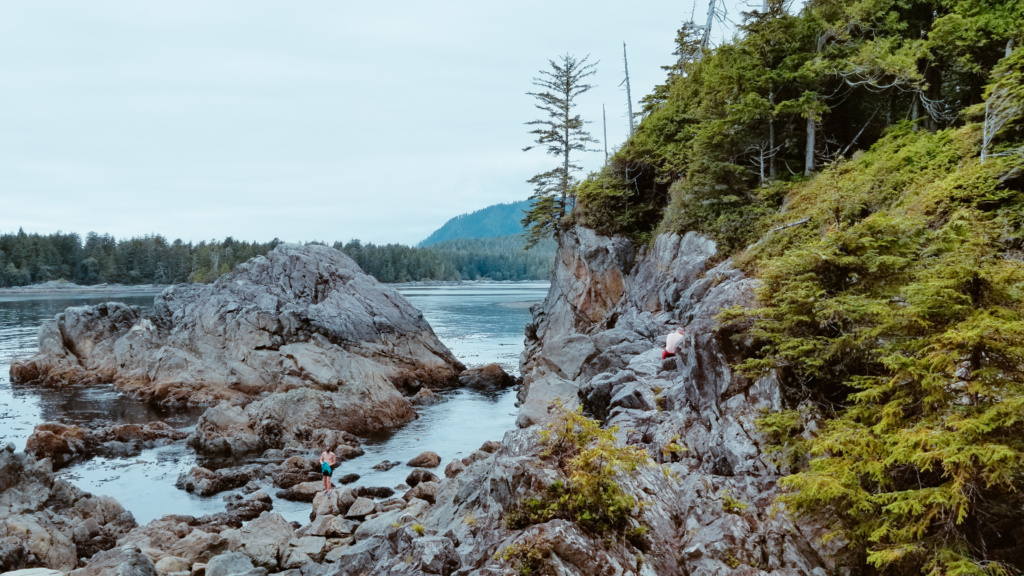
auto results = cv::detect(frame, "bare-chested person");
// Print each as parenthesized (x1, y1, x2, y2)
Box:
(320, 447, 338, 494)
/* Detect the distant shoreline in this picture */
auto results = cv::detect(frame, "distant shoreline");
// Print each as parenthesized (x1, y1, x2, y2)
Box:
(0, 281, 169, 301)
(0, 279, 549, 300)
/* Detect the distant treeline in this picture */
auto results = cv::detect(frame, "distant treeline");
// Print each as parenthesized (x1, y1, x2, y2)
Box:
(0, 229, 554, 287)
(336, 236, 556, 282)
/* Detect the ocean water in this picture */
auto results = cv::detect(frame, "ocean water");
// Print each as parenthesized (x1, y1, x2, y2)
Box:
(0, 281, 548, 524)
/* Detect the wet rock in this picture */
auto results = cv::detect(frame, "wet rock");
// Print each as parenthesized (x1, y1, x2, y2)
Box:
(443, 459, 465, 478)
(353, 486, 394, 499)
(458, 363, 517, 390)
(479, 440, 501, 453)
(372, 460, 399, 471)
(459, 450, 490, 466)
(275, 482, 322, 503)
(270, 457, 318, 489)
(333, 444, 363, 461)
(25, 422, 186, 469)
(336, 473, 359, 485)
(12, 244, 464, 433)
(406, 451, 440, 468)
(175, 465, 261, 497)
(409, 388, 440, 406)
(223, 490, 273, 522)
(405, 468, 439, 488)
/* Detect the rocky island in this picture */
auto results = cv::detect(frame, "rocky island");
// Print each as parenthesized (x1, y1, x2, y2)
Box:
(11, 243, 465, 439)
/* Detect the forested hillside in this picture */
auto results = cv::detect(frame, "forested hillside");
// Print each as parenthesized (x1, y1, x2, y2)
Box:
(336, 235, 555, 282)
(0, 229, 554, 287)
(418, 200, 531, 246)
(562, 0, 1023, 572)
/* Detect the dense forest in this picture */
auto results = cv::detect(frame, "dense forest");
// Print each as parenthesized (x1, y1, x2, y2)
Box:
(338, 236, 555, 283)
(0, 229, 554, 287)
(418, 200, 532, 247)
(562, 0, 1023, 572)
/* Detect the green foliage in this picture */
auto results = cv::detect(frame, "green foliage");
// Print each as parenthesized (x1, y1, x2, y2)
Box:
(495, 536, 551, 576)
(733, 121, 1024, 574)
(719, 490, 751, 515)
(569, 0, 1023, 253)
(0, 229, 281, 287)
(506, 402, 652, 536)
(411, 523, 424, 536)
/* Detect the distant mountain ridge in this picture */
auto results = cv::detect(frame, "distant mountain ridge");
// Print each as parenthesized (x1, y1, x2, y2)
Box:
(418, 200, 530, 247)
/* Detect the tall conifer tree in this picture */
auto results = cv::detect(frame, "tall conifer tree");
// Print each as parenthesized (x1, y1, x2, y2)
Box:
(522, 54, 598, 247)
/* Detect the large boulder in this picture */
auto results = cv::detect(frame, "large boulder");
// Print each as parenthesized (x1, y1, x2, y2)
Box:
(458, 363, 518, 390)
(11, 244, 464, 439)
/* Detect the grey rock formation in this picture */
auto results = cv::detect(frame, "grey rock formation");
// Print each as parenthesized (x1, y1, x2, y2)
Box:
(502, 227, 837, 574)
(67, 545, 156, 576)
(0, 444, 137, 573)
(11, 244, 463, 437)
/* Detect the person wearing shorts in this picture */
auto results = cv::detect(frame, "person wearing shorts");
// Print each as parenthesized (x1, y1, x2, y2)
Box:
(320, 448, 337, 494)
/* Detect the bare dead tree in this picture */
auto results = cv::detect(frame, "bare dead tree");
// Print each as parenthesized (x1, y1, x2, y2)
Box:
(603, 104, 609, 162)
(622, 43, 635, 137)
(982, 43, 1023, 164)
(747, 141, 783, 184)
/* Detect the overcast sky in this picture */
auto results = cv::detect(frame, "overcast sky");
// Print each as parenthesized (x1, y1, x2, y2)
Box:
(0, 1, 755, 246)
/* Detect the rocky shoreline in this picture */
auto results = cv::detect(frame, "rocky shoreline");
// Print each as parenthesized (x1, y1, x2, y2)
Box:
(2, 230, 840, 575)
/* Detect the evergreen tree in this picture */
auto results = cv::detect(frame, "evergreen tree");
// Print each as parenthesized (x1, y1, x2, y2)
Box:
(522, 54, 599, 247)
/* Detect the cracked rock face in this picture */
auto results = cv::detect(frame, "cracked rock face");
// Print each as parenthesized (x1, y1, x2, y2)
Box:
(11, 243, 464, 438)
(0, 443, 138, 573)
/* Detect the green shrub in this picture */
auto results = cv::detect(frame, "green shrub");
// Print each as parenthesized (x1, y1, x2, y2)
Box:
(506, 402, 652, 536)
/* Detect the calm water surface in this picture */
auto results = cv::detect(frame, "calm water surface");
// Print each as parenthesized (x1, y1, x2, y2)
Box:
(0, 281, 548, 523)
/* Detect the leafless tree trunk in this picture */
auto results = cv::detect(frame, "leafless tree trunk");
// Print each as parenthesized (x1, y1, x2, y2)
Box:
(623, 43, 635, 137)
(603, 104, 609, 162)
(769, 92, 777, 180)
(805, 113, 816, 176)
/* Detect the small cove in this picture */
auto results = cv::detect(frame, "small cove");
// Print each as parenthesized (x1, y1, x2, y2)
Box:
(0, 281, 547, 524)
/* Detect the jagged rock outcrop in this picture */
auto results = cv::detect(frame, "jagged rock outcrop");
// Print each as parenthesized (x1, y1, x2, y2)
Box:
(0, 443, 137, 573)
(11, 243, 464, 438)
(480, 227, 832, 574)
